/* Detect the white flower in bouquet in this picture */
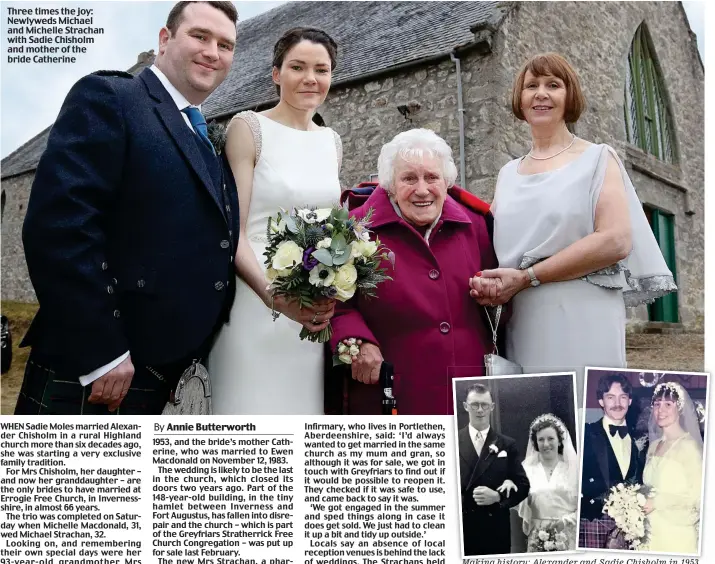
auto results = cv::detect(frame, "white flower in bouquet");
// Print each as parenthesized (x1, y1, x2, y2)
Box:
(298, 208, 332, 224)
(555, 532, 568, 544)
(636, 493, 647, 506)
(544, 541, 556, 551)
(334, 263, 358, 301)
(350, 239, 378, 259)
(349, 344, 360, 356)
(617, 483, 625, 491)
(270, 216, 287, 234)
(346, 338, 357, 346)
(538, 530, 550, 542)
(309, 264, 336, 287)
(272, 241, 303, 271)
(316, 237, 332, 249)
(555, 541, 566, 551)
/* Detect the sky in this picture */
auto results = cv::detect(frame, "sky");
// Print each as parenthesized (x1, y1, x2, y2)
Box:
(0, 1, 706, 160)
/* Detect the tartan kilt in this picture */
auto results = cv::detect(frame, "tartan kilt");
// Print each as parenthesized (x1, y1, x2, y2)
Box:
(14, 352, 172, 415)
(579, 516, 617, 549)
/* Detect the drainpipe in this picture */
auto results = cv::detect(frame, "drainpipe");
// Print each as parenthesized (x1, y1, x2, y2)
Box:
(450, 52, 466, 189)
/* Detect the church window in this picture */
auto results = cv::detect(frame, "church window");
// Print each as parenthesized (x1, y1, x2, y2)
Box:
(624, 24, 676, 163)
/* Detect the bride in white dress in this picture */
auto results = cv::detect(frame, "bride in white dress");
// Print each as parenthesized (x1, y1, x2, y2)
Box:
(209, 28, 342, 414)
(639, 381, 703, 554)
(517, 414, 579, 551)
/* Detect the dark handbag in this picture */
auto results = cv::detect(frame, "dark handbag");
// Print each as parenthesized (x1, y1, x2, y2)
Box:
(483, 305, 522, 376)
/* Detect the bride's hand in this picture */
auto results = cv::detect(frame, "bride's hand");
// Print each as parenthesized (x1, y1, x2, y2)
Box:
(496, 479, 518, 498)
(273, 295, 336, 332)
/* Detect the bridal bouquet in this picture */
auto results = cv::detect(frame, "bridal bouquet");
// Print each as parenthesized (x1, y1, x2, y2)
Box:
(264, 205, 393, 343)
(530, 525, 569, 552)
(602, 482, 651, 549)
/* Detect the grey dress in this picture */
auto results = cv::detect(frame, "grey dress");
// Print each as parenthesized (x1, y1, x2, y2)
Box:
(492, 143, 675, 383)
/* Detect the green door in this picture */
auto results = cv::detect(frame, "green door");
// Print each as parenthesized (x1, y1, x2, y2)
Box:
(647, 208, 679, 322)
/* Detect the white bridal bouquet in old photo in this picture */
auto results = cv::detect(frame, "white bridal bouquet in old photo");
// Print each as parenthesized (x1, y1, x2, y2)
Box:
(264, 205, 393, 343)
(602, 482, 652, 549)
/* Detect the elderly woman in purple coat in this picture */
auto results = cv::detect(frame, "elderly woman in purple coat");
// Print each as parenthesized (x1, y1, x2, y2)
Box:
(329, 129, 497, 415)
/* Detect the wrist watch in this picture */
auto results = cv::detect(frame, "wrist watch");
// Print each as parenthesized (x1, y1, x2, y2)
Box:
(527, 266, 541, 287)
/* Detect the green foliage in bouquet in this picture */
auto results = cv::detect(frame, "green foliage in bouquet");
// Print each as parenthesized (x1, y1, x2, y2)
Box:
(263, 205, 393, 343)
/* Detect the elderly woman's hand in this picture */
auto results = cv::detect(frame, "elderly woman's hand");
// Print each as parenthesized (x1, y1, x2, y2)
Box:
(469, 275, 503, 306)
(351, 342, 383, 384)
(477, 268, 531, 304)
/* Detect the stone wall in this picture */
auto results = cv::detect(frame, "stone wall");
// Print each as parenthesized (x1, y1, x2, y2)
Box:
(489, 1, 704, 330)
(1, 2, 703, 331)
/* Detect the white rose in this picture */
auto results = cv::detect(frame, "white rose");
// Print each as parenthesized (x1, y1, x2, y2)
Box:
(316, 237, 332, 249)
(272, 241, 303, 271)
(544, 541, 556, 551)
(636, 493, 646, 506)
(309, 264, 336, 287)
(346, 338, 357, 346)
(266, 266, 293, 284)
(338, 353, 353, 364)
(349, 345, 360, 356)
(555, 541, 566, 551)
(337, 343, 348, 354)
(333, 263, 358, 301)
(538, 530, 549, 542)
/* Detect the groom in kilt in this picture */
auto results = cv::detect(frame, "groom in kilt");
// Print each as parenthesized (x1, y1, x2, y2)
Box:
(579, 372, 646, 548)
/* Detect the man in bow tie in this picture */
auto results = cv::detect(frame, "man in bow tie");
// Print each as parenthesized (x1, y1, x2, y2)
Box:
(16, 2, 240, 415)
(579, 373, 645, 548)
(458, 384, 530, 556)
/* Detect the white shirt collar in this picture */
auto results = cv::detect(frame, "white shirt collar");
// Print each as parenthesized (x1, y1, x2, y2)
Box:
(469, 424, 490, 443)
(150, 64, 199, 112)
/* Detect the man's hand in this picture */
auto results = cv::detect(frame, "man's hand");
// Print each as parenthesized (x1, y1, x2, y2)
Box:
(472, 485, 501, 506)
(496, 479, 518, 498)
(88, 356, 135, 411)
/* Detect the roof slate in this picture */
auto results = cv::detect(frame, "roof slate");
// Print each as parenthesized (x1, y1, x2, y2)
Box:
(1, 1, 505, 178)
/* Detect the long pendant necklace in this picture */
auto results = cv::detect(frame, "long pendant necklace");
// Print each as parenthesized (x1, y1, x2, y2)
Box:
(527, 134, 576, 160)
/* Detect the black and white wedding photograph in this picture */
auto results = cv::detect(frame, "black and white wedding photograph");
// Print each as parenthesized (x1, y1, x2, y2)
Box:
(453, 372, 580, 557)
(1, 1, 704, 417)
(580, 367, 709, 556)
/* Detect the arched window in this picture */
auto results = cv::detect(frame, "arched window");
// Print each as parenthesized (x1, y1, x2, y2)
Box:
(624, 24, 676, 163)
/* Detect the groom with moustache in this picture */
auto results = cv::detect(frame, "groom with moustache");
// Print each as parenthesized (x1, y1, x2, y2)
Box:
(579, 373, 645, 548)
(15, 2, 240, 415)
(458, 384, 530, 556)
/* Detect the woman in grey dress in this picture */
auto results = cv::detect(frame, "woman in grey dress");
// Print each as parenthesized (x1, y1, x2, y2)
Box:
(470, 53, 676, 380)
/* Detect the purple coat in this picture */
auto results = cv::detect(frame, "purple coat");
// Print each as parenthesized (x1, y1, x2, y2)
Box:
(329, 187, 497, 415)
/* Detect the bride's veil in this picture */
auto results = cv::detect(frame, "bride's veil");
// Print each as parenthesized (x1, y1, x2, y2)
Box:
(517, 413, 579, 534)
(647, 381, 704, 450)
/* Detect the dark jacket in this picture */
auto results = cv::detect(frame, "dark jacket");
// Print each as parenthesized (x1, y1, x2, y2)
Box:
(580, 418, 645, 520)
(329, 186, 499, 415)
(21, 68, 240, 373)
(458, 426, 530, 556)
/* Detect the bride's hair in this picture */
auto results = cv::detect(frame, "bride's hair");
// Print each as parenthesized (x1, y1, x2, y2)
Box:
(529, 416, 565, 455)
(272, 27, 338, 95)
(651, 381, 684, 411)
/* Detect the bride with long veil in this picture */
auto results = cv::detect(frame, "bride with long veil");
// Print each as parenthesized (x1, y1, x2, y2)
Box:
(638, 381, 703, 554)
(517, 414, 579, 551)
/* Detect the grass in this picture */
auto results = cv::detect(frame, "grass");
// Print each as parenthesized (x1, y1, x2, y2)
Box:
(1, 301, 38, 414)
